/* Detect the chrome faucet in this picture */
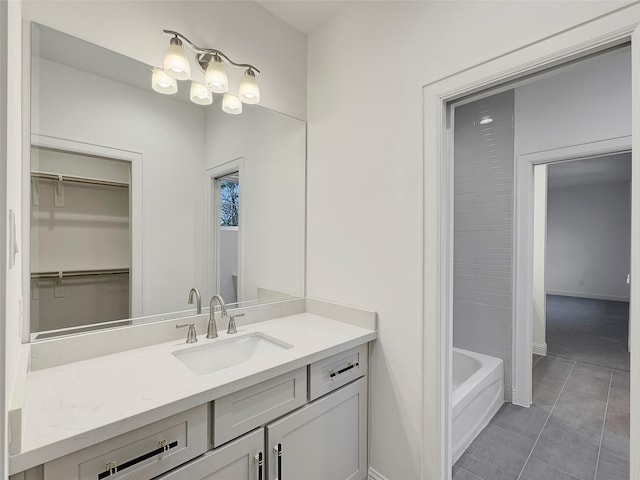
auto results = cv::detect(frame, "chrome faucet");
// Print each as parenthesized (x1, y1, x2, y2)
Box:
(207, 295, 227, 339)
(188, 287, 202, 314)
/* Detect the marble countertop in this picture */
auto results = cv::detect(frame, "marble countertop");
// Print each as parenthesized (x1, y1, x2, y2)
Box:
(10, 312, 376, 474)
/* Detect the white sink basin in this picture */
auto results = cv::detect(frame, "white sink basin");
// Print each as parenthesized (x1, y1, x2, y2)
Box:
(172, 333, 293, 375)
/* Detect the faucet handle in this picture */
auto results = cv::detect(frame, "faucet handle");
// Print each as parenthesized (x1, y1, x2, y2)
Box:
(176, 322, 198, 343)
(227, 313, 244, 334)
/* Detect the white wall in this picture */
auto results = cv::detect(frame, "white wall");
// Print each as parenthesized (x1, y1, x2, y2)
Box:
(5, 1, 23, 467)
(205, 106, 306, 303)
(547, 180, 631, 301)
(515, 47, 631, 156)
(1, 0, 9, 475)
(32, 58, 206, 317)
(533, 165, 548, 354)
(22, 1, 307, 121)
(306, 2, 629, 478)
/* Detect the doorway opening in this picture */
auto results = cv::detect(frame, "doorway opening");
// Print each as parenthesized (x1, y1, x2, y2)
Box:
(447, 46, 632, 480)
(206, 157, 244, 306)
(216, 171, 240, 305)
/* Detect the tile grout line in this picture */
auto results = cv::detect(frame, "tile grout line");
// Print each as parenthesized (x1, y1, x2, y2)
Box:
(457, 465, 485, 480)
(546, 352, 629, 373)
(515, 360, 577, 480)
(593, 368, 614, 480)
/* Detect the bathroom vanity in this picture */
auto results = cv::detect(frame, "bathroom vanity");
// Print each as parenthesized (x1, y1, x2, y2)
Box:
(9, 299, 376, 480)
(11, 18, 375, 480)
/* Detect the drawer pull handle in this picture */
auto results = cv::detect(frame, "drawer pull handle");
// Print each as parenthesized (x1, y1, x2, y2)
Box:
(273, 443, 282, 479)
(254, 451, 263, 480)
(329, 362, 359, 378)
(97, 440, 178, 479)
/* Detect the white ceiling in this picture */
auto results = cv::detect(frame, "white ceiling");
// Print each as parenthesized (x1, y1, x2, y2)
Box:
(547, 153, 631, 189)
(255, 1, 347, 35)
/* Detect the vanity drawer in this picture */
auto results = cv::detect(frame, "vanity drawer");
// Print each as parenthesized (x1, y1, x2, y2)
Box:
(44, 405, 207, 480)
(213, 367, 307, 447)
(309, 344, 368, 400)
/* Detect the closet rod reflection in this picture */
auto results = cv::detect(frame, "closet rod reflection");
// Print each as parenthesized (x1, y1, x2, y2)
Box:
(31, 268, 130, 279)
(31, 171, 129, 188)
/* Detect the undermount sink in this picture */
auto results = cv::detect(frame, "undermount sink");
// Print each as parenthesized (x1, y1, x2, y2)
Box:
(172, 333, 293, 375)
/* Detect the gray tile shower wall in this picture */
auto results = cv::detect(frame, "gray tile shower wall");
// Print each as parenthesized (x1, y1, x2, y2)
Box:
(453, 90, 515, 400)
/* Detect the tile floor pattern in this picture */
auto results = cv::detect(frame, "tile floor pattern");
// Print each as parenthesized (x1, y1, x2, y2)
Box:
(546, 295, 630, 371)
(453, 355, 630, 480)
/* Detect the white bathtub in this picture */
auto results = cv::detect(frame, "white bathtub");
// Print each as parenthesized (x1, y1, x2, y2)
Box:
(452, 347, 504, 464)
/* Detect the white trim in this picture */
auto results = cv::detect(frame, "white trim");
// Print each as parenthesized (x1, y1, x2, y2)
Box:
(205, 158, 244, 303)
(547, 290, 630, 303)
(0, 1, 7, 476)
(514, 137, 632, 407)
(423, 5, 640, 479)
(532, 342, 547, 356)
(519, 135, 632, 164)
(369, 467, 390, 480)
(28, 134, 144, 321)
(629, 30, 640, 470)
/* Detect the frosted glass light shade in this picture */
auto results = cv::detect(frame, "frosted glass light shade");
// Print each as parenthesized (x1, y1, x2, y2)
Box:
(152, 68, 177, 95)
(239, 73, 260, 104)
(205, 60, 228, 93)
(164, 43, 191, 80)
(190, 82, 213, 105)
(222, 94, 242, 114)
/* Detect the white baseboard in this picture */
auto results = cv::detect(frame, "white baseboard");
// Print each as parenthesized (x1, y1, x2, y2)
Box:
(532, 342, 547, 356)
(369, 467, 390, 480)
(546, 290, 629, 303)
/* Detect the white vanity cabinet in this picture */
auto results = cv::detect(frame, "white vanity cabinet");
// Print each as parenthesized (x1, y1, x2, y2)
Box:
(267, 376, 368, 480)
(158, 345, 369, 480)
(13, 344, 371, 480)
(155, 428, 264, 480)
(157, 378, 368, 480)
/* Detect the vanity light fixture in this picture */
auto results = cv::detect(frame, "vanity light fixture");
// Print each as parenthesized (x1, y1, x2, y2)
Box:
(154, 30, 261, 114)
(222, 93, 243, 114)
(190, 81, 213, 105)
(239, 69, 260, 104)
(152, 67, 178, 95)
(163, 36, 191, 80)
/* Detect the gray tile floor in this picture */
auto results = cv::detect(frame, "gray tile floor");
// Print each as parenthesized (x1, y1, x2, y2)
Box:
(454, 355, 630, 480)
(546, 295, 630, 371)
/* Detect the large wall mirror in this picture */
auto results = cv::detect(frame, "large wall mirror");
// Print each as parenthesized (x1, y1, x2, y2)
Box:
(27, 23, 306, 340)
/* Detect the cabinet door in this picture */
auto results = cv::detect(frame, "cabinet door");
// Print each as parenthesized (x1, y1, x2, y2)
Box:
(266, 377, 367, 480)
(155, 428, 264, 480)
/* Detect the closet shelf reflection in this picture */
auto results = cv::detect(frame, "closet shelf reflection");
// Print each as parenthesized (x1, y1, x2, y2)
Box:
(31, 171, 129, 188)
(31, 268, 130, 279)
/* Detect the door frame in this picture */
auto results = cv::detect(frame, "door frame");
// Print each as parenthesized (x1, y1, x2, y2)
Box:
(27, 134, 143, 324)
(205, 157, 244, 304)
(514, 136, 632, 407)
(422, 4, 640, 479)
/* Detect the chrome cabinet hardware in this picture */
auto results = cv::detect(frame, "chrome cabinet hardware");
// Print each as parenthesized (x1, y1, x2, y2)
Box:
(273, 443, 282, 479)
(329, 361, 359, 378)
(254, 451, 264, 480)
(98, 440, 178, 479)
